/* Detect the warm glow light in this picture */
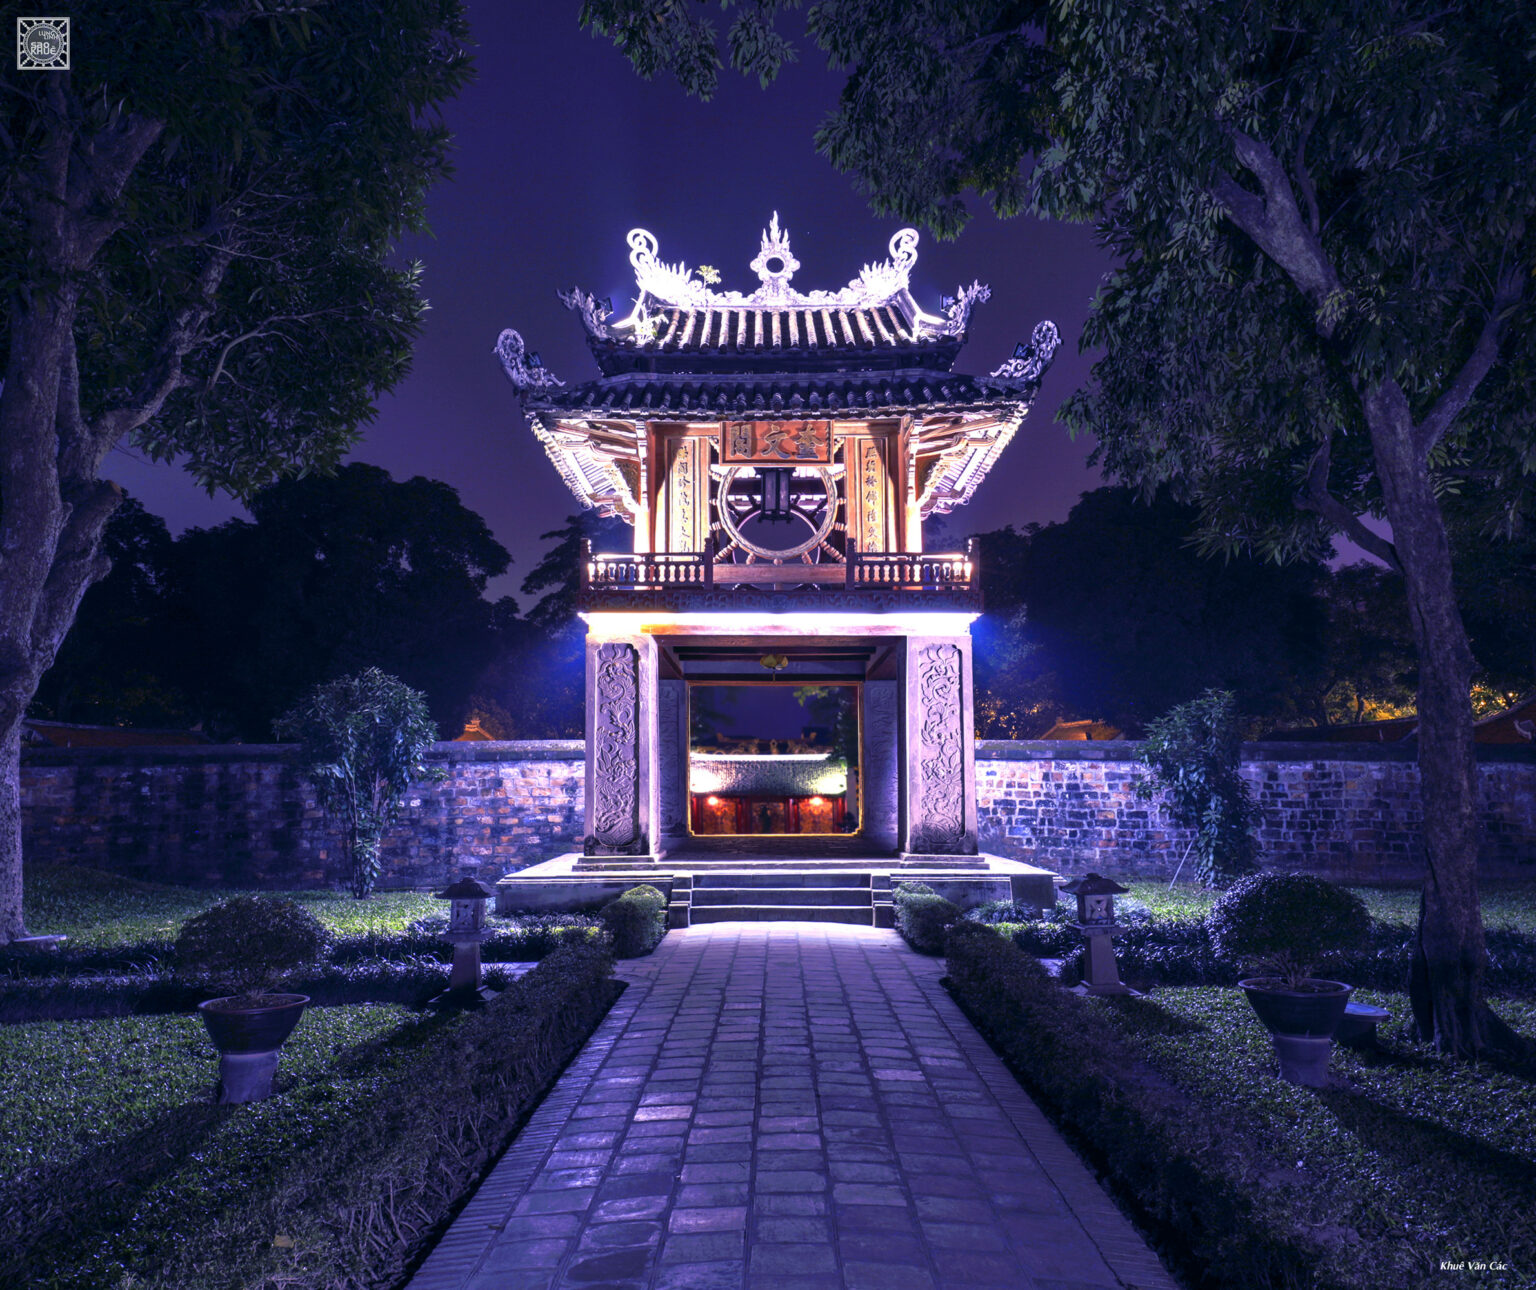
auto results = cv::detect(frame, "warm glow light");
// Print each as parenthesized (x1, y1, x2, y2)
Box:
(810, 796, 824, 806)
(706, 795, 720, 806)
(580, 610, 979, 636)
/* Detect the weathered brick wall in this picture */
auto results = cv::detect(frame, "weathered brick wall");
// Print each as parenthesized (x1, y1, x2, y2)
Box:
(21, 741, 583, 890)
(975, 741, 1536, 882)
(22, 738, 1536, 888)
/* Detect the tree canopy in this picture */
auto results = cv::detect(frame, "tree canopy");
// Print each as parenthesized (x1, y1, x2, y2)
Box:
(1, 1, 470, 942)
(584, 0, 1536, 1056)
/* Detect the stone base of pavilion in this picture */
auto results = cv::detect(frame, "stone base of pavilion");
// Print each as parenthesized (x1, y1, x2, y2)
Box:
(496, 847, 1059, 929)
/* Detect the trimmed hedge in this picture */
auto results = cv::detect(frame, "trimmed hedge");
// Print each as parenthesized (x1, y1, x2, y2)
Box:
(0, 952, 587, 1024)
(599, 884, 668, 957)
(0, 940, 620, 1290)
(893, 882, 961, 955)
(944, 922, 1357, 1289)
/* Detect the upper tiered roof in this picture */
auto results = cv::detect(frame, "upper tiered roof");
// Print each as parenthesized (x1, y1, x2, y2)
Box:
(495, 216, 1059, 525)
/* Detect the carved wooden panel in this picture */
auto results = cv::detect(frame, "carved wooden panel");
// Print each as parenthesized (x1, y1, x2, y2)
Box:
(660, 435, 710, 553)
(721, 420, 830, 463)
(591, 642, 640, 848)
(845, 433, 892, 553)
(911, 642, 965, 853)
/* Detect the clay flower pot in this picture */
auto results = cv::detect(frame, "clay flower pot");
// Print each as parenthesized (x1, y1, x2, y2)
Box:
(198, 993, 310, 1102)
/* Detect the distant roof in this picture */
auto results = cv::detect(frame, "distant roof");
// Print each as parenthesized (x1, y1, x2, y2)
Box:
(1038, 718, 1122, 741)
(22, 719, 210, 749)
(1263, 695, 1536, 745)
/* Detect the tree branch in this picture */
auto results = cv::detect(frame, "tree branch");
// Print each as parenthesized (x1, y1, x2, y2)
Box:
(1294, 434, 1403, 572)
(1413, 269, 1525, 456)
(1211, 125, 1342, 323)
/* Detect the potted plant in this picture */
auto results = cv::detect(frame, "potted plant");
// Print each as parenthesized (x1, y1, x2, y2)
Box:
(1206, 873, 1371, 1085)
(175, 895, 331, 1103)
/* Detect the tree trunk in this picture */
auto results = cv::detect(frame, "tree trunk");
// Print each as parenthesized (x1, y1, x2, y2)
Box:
(1363, 387, 1528, 1058)
(0, 287, 119, 943)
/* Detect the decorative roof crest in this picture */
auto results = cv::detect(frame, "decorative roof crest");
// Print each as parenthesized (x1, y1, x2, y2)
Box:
(622, 214, 933, 312)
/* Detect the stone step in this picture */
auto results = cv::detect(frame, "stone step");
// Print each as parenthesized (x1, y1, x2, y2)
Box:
(691, 872, 872, 889)
(687, 904, 876, 925)
(691, 886, 871, 907)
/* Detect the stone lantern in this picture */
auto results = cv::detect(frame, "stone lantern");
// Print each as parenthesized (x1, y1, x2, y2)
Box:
(432, 876, 498, 1006)
(1061, 872, 1133, 996)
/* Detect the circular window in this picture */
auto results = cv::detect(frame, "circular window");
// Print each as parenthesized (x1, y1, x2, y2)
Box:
(715, 466, 838, 561)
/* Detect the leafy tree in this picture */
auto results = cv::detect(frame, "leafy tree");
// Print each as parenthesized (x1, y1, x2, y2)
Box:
(1136, 690, 1259, 889)
(0, 2, 469, 943)
(29, 494, 193, 728)
(584, 0, 1536, 1057)
(466, 512, 631, 739)
(1309, 565, 1417, 727)
(275, 668, 441, 899)
(971, 489, 1328, 735)
(168, 463, 509, 739)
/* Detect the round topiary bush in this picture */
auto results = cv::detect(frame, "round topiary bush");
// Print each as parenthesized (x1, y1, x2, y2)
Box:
(174, 896, 331, 1002)
(1205, 872, 1371, 987)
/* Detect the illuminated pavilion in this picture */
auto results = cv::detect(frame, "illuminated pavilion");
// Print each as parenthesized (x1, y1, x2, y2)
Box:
(494, 216, 1059, 924)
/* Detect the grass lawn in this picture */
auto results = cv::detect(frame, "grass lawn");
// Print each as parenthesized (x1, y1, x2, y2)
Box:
(0, 1004, 414, 1180)
(21, 864, 447, 947)
(1117, 877, 1536, 932)
(1095, 985, 1536, 1287)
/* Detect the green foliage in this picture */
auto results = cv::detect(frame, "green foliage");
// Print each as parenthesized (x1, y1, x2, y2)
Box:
(172, 896, 329, 1002)
(971, 489, 1332, 736)
(275, 668, 442, 898)
(599, 884, 668, 957)
(1137, 690, 1259, 887)
(893, 882, 961, 955)
(1206, 873, 1373, 987)
(0, 943, 617, 1290)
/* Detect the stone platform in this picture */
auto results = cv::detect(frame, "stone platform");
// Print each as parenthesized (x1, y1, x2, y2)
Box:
(496, 851, 1058, 929)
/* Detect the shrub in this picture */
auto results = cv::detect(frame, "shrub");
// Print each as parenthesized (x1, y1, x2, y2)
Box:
(172, 896, 329, 1002)
(1206, 872, 1371, 987)
(1136, 689, 1258, 887)
(274, 668, 442, 898)
(893, 882, 961, 955)
(943, 925, 1340, 1288)
(0, 942, 619, 1290)
(599, 884, 668, 957)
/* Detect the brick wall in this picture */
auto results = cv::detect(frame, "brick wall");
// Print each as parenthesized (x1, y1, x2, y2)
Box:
(976, 741, 1536, 882)
(20, 741, 584, 890)
(20, 739, 1536, 889)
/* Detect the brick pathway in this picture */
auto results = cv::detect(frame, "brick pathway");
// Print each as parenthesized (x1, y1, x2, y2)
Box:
(408, 924, 1179, 1290)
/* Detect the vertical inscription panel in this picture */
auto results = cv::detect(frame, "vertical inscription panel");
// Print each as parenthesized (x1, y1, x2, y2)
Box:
(904, 637, 977, 855)
(589, 641, 641, 849)
(657, 679, 688, 846)
(862, 680, 899, 852)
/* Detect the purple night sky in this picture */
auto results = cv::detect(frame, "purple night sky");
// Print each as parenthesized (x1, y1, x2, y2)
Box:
(106, 2, 1119, 601)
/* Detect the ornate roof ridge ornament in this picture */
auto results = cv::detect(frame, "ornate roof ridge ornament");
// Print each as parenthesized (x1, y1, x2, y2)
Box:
(562, 213, 980, 341)
(989, 321, 1061, 387)
(494, 328, 564, 392)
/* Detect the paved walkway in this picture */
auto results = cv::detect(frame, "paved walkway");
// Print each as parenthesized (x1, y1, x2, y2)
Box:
(409, 924, 1178, 1290)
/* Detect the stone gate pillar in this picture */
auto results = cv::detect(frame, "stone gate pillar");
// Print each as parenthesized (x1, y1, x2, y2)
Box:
(900, 636, 979, 857)
(862, 680, 900, 853)
(583, 634, 660, 857)
(656, 678, 689, 853)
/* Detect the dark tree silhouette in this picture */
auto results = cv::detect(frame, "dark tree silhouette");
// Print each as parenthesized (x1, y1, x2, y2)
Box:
(0, 3, 470, 941)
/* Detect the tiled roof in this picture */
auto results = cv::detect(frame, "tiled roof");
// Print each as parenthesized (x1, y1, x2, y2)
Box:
(525, 368, 1032, 419)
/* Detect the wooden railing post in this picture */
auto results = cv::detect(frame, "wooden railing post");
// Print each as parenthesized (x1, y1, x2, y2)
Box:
(703, 533, 714, 589)
(845, 538, 858, 589)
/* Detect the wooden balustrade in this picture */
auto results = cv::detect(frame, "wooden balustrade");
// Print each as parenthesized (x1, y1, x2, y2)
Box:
(580, 538, 977, 594)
